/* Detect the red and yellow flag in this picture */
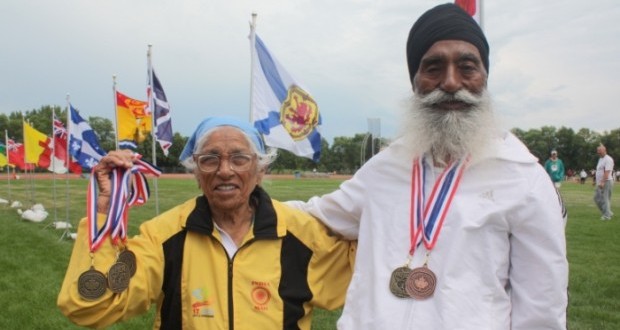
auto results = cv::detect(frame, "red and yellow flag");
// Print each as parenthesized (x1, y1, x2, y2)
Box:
(116, 91, 151, 145)
(23, 121, 52, 167)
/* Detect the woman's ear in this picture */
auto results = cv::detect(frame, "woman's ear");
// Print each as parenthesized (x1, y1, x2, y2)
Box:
(256, 167, 266, 186)
(194, 170, 202, 189)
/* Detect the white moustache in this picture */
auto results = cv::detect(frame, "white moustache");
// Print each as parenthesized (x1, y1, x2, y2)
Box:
(419, 89, 482, 109)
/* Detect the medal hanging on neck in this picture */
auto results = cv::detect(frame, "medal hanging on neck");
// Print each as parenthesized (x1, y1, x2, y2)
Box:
(78, 155, 160, 299)
(389, 156, 468, 299)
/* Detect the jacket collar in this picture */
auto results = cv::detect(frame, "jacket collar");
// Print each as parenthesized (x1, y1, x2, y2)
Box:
(184, 186, 281, 239)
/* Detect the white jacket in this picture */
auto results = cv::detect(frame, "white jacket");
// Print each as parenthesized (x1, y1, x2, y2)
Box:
(290, 132, 568, 330)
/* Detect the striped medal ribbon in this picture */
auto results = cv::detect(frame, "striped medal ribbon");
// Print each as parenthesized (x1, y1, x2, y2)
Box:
(390, 156, 468, 300)
(82, 154, 161, 297)
(418, 156, 468, 251)
(86, 154, 161, 249)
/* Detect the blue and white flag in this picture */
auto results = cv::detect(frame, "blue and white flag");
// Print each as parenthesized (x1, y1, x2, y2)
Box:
(148, 69, 173, 156)
(251, 34, 322, 161)
(69, 104, 107, 169)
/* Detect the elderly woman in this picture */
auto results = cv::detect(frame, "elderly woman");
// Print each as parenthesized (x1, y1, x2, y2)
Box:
(57, 117, 354, 329)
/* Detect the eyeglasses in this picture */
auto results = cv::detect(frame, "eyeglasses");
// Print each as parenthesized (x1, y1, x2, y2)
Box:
(193, 153, 256, 173)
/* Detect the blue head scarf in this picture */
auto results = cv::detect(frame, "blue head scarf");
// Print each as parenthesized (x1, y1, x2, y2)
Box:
(179, 117, 265, 163)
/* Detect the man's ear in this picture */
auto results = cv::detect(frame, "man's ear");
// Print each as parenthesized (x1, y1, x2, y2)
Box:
(411, 75, 419, 94)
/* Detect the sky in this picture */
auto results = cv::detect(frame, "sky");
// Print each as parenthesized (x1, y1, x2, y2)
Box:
(2, 0, 619, 145)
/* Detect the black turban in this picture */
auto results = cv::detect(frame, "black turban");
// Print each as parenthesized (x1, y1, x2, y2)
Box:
(406, 3, 489, 82)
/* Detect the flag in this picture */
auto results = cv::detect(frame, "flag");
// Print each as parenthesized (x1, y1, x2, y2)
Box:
(50, 116, 82, 174)
(116, 91, 151, 149)
(69, 104, 107, 169)
(0, 143, 7, 167)
(147, 69, 173, 156)
(251, 34, 322, 161)
(455, 0, 481, 24)
(23, 121, 52, 168)
(7, 139, 31, 170)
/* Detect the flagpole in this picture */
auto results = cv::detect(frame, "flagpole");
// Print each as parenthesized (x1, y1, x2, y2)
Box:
(113, 75, 119, 150)
(147, 44, 160, 215)
(5, 130, 11, 203)
(65, 94, 72, 228)
(479, 0, 484, 31)
(51, 106, 59, 222)
(249, 12, 257, 122)
(21, 115, 34, 206)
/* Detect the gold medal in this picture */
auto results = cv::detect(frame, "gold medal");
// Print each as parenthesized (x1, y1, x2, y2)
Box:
(78, 267, 107, 300)
(405, 264, 436, 300)
(389, 266, 412, 298)
(117, 249, 137, 277)
(107, 262, 130, 293)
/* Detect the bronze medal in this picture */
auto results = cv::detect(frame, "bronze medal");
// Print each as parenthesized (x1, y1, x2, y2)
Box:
(389, 266, 412, 298)
(78, 267, 107, 300)
(405, 265, 437, 300)
(107, 262, 130, 293)
(117, 249, 137, 277)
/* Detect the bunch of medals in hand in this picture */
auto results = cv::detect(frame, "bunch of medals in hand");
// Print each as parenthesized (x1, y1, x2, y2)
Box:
(77, 155, 160, 300)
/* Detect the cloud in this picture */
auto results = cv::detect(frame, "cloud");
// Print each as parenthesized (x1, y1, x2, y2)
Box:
(2, 0, 620, 146)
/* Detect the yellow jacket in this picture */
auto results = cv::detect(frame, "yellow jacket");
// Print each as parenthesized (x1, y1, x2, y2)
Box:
(58, 187, 355, 329)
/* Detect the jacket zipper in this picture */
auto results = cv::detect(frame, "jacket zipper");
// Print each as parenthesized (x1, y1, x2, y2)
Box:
(228, 258, 234, 330)
(222, 238, 256, 330)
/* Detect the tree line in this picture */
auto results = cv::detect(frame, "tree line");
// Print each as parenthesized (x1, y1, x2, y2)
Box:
(2, 105, 617, 175)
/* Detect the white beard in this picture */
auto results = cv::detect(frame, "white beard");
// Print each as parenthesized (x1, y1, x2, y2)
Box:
(400, 89, 499, 167)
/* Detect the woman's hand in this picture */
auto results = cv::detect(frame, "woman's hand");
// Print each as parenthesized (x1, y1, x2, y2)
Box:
(93, 150, 135, 213)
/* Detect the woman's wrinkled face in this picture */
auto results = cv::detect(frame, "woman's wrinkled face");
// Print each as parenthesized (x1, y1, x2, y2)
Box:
(194, 126, 263, 212)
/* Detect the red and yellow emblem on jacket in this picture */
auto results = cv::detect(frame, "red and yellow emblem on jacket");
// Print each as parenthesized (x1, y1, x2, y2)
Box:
(279, 85, 319, 141)
(251, 281, 272, 311)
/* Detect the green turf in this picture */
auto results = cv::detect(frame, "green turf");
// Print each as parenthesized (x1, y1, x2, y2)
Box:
(0, 176, 618, 329)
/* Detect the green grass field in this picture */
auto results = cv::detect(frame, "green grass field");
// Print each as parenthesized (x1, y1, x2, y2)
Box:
(0, 175, 618, 329)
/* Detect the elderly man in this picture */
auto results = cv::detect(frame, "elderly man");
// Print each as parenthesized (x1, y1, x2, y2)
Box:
(594, 144, 614, 220)
(289, 3, 568, 329)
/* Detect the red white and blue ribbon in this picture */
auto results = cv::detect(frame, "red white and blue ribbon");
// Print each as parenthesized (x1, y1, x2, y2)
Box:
(87, 167, 117, 252)
(409, 156, 468, 257)
(109, 157, 161, 243)
(87, 154, 161, 252)
(409, 159, 425, 256)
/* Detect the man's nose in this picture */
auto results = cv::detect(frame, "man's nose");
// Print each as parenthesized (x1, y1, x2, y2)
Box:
(439, 66, 462, 93)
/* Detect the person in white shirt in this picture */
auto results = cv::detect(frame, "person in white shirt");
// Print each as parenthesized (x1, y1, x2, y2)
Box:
(580, 169, 588, 184)
(288, 3, 568, 329)
(594, 144, 614, 220)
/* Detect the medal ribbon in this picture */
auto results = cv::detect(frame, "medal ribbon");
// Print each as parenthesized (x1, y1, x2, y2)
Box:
(87, 168, 117, 252)
(109, 156, 162, 243)
(409, 156, 468, 257)
(87, 154, 162, 252)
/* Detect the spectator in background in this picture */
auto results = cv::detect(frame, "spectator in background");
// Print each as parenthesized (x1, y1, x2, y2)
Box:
(545, 150, 565, 188)
(594, 144, 614, 221)
(580, 169, 588, 184)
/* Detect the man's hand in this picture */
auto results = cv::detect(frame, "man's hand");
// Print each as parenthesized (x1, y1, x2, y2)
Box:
(93, 150, 135, 213)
